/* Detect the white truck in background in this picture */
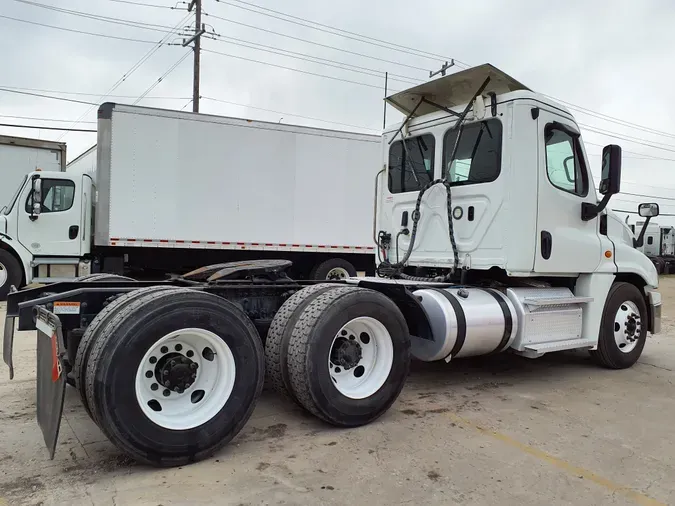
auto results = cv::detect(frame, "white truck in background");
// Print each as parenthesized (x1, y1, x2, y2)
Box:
(0, 106, 381, 299)
(0, 135, 66, 208)
(632, 218, 675, 273)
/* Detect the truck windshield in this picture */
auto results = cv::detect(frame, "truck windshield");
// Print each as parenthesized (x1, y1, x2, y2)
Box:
(3, 175, 28, 215)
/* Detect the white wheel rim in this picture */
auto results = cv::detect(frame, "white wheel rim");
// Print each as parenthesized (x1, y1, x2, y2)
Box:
(328, 316, 394, 399)
(0, 262, 6, 287)
(326, 267, 350, 280)
(613, 301, 642, 354)
(134, 327, 236, 430)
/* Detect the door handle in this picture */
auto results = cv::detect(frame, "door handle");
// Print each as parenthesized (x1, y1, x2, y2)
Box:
(541, 230, 552, 259)
(69, 225, 79, 240)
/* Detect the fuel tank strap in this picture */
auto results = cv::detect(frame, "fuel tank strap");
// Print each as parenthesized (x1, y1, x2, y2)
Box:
(481, 288, 514, 354)
(428, 288, 466, 359)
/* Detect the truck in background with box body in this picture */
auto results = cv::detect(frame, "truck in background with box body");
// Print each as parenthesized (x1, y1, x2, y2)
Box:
(0, 105, 381, 299)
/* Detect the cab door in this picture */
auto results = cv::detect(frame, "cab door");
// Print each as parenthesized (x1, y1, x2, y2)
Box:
(17, 175, 83, 257)
(534, 109, 602, 273)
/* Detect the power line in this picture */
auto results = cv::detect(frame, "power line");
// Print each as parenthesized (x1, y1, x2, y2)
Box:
(0, 86, 191, 99)
(583, 141, 675, 163)
(619, 191, 675, 202)
(0, 14, 159, 43)
(206, 34, 421, 85)
(202, 96, 380, 132)
(203, 12, 431, 73)
(11, 0, 189, 33)
(0, 115, 96, 124)
(581, 124, 675, 154)
(57, 12, 193, 139)
(546, 95, 675, 141)
(134, 50, 192, 104)
(203, 48, 396, 91)
(0, 88, 98, 105)
(107, 0, 185, 9)
(0, 123, 96, 132)
(214, 0, 459, 65)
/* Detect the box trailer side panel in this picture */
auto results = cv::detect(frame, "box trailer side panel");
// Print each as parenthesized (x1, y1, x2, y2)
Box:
(0, 136, 65, 207)
(97, 105, 381, 250)
(66, 144, 97, 181)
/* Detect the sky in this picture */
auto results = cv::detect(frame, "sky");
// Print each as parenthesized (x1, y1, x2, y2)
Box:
(2, 0, 675, 225)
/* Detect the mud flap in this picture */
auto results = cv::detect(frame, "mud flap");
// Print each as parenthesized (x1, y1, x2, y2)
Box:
(3, 314, 15, 380)
(34, 306, 67, 460)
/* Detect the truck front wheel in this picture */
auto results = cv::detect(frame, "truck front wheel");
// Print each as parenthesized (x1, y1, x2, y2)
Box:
(590, 282, 648, 369)
(84, 289, 265, 467)
(0, 249, 22, 301)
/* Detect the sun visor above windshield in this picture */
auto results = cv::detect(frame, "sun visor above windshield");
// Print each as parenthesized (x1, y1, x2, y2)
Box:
(385, 63, 530, 117)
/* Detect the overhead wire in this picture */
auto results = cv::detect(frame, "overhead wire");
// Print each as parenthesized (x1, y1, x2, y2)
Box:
(214, 0, 459, 65)
(0, 88, 98, 105)
(133, 50, 192, 104)
(0, 114, 96, 124)
(203, 12, 431, 73)
(0, 86, 191, 99)
(56, 11, 193, 139)
(203, 48, 397, 91)
(106, 0, 186, 9)
(11, 0, 190, 33)
(0, 14, 159, 43)
(205, 33, 422, 85)
(0, 123, 96, 132)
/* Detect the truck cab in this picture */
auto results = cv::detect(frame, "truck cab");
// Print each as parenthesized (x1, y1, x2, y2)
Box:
(375, 64, 660, 355)
(0, 170, 93, 296)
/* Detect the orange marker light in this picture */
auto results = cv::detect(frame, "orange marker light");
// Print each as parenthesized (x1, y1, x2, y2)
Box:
(605, 250, 612, 258)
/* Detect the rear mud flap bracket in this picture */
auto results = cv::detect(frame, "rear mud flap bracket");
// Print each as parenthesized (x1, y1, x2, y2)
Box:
(35, 306, 67, 460)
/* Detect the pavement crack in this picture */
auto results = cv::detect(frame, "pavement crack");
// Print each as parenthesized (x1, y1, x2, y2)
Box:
(638, 361, 674, 372)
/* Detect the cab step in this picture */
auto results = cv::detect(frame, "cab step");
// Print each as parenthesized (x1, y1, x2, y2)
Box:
(522, 338, 596, 357)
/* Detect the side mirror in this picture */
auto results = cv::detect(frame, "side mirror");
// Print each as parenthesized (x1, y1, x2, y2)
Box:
(639, 202, 659, 218)
(634, 203, 660, 248)
(582, 144, 622, 221)
(599, 144, 621, 195)
(30, 177, 42, 221)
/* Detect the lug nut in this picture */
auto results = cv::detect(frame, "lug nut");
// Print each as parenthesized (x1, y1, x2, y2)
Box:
(164, 380, 171, 387)
(190, 363, 198, 370)
(191, 373, 196, 379)
(175, 387, 184, 394)
(170, 359, 176, 367)
(163, 370, 169, 376)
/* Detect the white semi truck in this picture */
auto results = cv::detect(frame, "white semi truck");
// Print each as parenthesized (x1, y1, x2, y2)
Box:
(0, 135, 66, 209)
(632, 218, 675, 273)
(2, 64, 662, 469)
(0, 108, 381, 300)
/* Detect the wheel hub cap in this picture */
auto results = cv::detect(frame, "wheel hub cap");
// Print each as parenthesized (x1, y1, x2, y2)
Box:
(614, 301, 642, 353)
(0, 262, 7, 287)
(330, 337, 363, 370)
(157, 353, 198, 392)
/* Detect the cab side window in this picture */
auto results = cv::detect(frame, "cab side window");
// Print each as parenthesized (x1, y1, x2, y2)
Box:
(25, 179, 76, 213)
(544, 126, 588, 197)
(388, 134, 435, 194)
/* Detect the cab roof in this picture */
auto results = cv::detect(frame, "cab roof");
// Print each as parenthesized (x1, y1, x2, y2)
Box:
(385, 63, 530, 117)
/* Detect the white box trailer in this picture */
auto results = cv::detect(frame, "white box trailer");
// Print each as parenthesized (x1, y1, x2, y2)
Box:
(0, 135, 66, 209)
(0, 104, 381, 297)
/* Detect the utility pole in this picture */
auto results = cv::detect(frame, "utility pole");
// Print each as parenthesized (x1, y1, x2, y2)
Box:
(184, 0, 205, 112)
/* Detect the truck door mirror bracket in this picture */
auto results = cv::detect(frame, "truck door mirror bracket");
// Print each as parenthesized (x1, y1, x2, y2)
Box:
(581, 144, 621, 221)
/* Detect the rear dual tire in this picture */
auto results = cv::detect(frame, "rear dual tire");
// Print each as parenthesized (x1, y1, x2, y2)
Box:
(266, 286, 411, 427)
(79, 288, 264, 467)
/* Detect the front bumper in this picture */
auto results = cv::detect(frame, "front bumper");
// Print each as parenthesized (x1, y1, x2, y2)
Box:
(647, 289, 662, 335)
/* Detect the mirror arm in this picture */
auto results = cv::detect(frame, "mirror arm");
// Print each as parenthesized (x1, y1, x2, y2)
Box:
(634, 216, 652, 248)
(581, 193, 612, 221)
